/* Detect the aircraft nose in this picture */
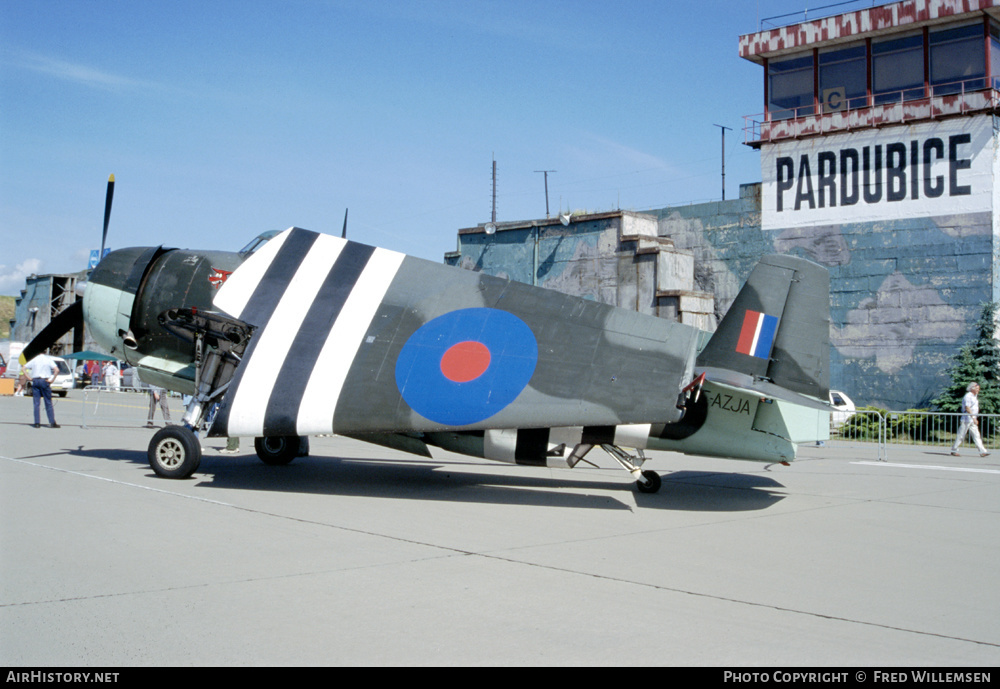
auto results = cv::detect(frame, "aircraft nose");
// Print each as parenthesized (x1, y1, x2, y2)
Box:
(85, 247, 165, 356)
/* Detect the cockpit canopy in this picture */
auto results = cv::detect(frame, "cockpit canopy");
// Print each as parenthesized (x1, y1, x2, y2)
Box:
(238, 230, 282, 258)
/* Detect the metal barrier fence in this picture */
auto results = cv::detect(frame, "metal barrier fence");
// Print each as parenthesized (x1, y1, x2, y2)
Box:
(828, 410, 1000, 461)
(826, 409, 886, 461)
(81, 385, 184, 429)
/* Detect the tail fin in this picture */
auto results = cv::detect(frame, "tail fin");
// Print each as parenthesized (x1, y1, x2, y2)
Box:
(696, 254, 829, 405)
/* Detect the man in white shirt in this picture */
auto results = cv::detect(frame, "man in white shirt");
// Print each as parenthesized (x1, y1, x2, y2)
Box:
(23, 353, 60, 428)
(951, 382, 988, 457)
(102, 360, 120, 391)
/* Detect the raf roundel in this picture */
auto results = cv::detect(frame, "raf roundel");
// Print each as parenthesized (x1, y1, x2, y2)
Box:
(394, 308, 538, 426)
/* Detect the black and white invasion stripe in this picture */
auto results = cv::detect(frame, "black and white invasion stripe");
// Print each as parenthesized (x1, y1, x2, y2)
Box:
(212, 227, 403, 438)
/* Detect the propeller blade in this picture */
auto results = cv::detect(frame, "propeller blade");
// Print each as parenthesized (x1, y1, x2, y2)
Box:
(342, 208, 348, 239)
(19, 301, 84, 365)
(100, 174, 115, 259)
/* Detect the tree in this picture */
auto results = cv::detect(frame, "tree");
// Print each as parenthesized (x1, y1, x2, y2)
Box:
(933, 302, 1000, 414)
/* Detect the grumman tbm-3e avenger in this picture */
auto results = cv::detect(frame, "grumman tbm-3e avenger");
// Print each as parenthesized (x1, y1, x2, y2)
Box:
(22, 177, 832, 493)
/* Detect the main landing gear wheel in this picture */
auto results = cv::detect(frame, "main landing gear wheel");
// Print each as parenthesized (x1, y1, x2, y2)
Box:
(148, 426, 202, 479)
(636, 469, 662, 494)
(254, 436, 300, 466)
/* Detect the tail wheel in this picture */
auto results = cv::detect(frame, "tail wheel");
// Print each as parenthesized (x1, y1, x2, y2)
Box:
(148, 426, 201, 479)
(636, 470, 662, 494)
(254, 436, 300, 466)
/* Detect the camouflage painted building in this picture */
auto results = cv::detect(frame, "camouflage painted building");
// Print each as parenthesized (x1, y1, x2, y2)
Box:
(446, 211, 716, 331)
(449, 0, 1000, 410)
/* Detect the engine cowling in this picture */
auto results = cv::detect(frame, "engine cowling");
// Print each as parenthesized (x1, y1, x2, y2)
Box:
(85, 246, 243, 390)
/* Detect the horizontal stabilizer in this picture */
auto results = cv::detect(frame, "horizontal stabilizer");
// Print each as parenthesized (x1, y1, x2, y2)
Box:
(696, 367, 831, 411)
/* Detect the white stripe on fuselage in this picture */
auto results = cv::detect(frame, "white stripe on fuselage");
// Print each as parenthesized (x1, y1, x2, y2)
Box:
(614, 424, 652, 449)
(297, 247, 405, 434)
(213, 228, 292, 320)
(227, 235, 346, 436)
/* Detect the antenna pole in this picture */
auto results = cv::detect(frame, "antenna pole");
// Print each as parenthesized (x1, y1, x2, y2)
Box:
(713, 125, 731, 200)
(534, 170, 556, 217)
(491, 156, 497, 223)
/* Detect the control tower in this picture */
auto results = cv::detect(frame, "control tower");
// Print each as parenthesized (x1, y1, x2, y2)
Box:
(738, 0, 1000, 407)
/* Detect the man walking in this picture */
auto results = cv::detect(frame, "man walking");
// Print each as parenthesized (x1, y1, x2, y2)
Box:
(951, 382, 989, 457)
(23, 353, 60, 428)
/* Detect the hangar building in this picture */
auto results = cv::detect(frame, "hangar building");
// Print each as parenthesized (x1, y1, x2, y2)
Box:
(449, 0, 1000, 410)
(9, 273, 88, 357)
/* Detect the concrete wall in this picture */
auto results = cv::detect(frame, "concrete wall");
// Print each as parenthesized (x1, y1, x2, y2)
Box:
(656, 197, 993, 408)
(447, 211, 715, 329)
(649, 183, 768, 324)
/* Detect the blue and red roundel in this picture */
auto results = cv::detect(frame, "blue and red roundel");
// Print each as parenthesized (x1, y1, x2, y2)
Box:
(394, 308, 538, 426)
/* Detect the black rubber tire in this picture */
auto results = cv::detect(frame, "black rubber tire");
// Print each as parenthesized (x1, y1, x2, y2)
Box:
(635, 470, 662, 494)
(148, 426, 202, 479)
(254, 436, 300, 466)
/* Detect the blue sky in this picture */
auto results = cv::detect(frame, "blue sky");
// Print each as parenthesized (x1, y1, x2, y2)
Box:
(0, 0, 864, 295)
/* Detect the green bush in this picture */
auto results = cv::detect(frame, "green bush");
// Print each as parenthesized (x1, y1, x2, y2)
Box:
(838, 406, 886, 441)
(891, 409, 935, 441)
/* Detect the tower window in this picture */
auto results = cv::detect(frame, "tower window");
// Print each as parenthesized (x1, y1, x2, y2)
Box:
(819, 44, 867, 112)
(768, 54, 815, 120)
(930, 23, 986, 95)
(872, 34, 924, 104)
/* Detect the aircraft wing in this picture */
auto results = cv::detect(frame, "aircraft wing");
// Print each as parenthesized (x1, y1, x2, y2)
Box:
(210, 227, 699, 439)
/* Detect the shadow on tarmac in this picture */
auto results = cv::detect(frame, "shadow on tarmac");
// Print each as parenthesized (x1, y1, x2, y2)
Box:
(49, 444, 787, 513)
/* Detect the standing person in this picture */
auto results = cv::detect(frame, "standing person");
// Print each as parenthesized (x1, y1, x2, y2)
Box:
(102, 360, 120, 391)
(146, 384, 172, 427)
(951, 382, 990, 457)
(23, 353, 60, 428)
(86, 360, 101, 387)
(136, 369, 172, 427)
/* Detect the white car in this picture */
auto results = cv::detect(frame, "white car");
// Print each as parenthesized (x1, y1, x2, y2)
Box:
(829, 390, 856, 428)
(49, 357, 75, 397)
(24, 356, 75, 397)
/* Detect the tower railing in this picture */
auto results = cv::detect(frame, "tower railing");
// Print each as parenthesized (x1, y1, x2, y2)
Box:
(745, 78, 1000, 145)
